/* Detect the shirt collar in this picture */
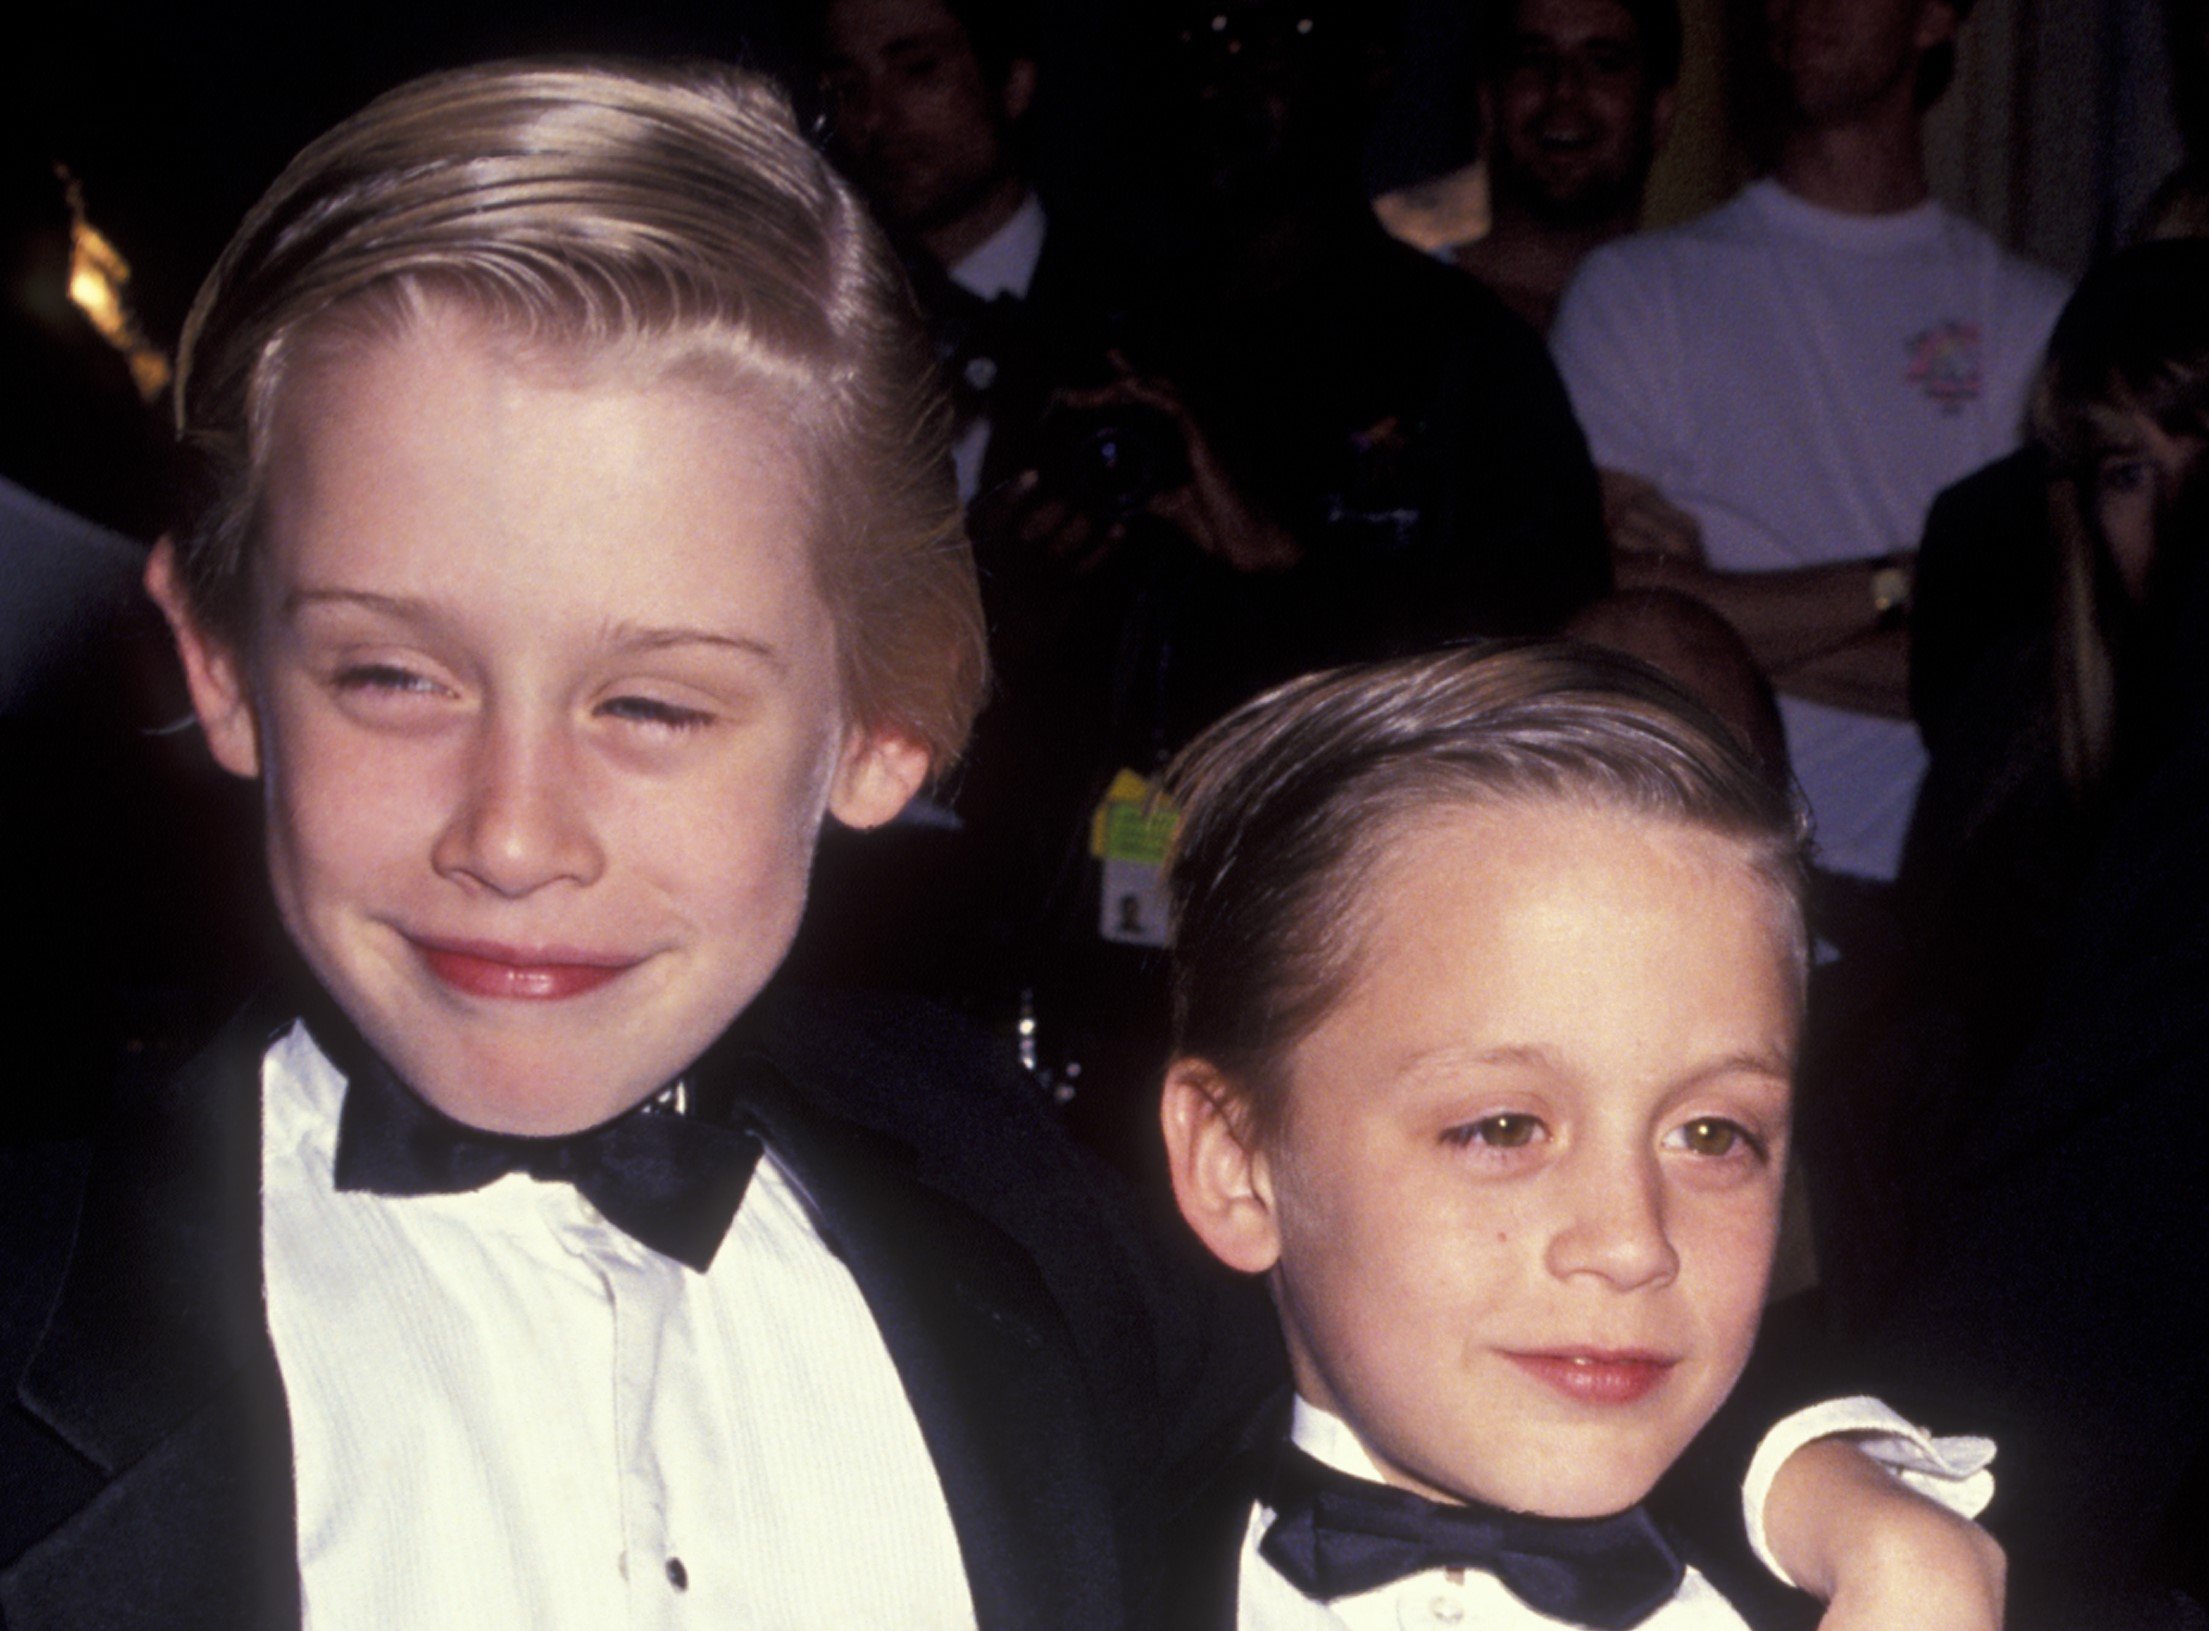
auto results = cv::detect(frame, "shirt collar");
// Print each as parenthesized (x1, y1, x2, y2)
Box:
(949, 191, 1048, 302)
(1289, 1395, 1394, 1483)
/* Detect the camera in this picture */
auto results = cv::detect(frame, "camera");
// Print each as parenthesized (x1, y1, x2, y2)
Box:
(1033, 402, 1189, 522)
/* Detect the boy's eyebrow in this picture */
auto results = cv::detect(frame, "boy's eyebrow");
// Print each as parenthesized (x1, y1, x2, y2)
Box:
(1678, 1049, 1796, 1086)
(283, 589, 786, 670)
(285, 587, 429, 621)
(1385, 1041, 1562, 1085)
(605, 621, 787, 671)
(1394, 1042, 1795, 1089)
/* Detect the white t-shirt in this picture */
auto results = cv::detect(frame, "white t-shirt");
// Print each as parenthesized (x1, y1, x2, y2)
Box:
(1550, 180, 2067, 880)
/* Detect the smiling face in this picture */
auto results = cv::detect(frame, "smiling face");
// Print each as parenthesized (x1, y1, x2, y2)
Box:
(151, 303, 926, 1133)
(822, 0, 1028, 243)
(1487, 0, 1672, 227)
(1169, 797, 1794, 1518)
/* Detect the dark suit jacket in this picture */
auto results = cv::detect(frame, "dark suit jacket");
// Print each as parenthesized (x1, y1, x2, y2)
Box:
(1, 983, 1277, 1630)
(1853, 709, 2209, 1629)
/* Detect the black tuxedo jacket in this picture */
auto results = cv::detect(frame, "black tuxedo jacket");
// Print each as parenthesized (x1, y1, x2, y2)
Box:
(1848, 708, 2209, 1627)
(0, 983, 1276, 1630)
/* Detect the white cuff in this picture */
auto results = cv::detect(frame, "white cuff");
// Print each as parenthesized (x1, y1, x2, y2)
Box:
(1743, 1395, 1998, 1587)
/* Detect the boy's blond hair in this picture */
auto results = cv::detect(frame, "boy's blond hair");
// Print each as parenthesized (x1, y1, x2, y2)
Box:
(170, 58, 987, 767)
(1163, 640, 1812, 1137)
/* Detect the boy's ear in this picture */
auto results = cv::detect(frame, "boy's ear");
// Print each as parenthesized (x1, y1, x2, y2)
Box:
(145, 537, 262, 780)
(826, 724, 933, 830)
(1160, 1058, 1282, 1275)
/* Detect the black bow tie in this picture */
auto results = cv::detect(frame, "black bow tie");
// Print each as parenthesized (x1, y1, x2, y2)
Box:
(318, 1013, 765, 1273)
(1260, 1445, 1685, 1630)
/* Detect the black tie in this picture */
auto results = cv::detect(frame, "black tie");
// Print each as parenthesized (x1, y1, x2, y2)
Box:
(1259, 1445, 1686, 1630)
(320, 1013, 765, 1274)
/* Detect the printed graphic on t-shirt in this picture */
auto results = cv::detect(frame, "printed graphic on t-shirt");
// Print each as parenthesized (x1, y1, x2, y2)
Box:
(1902, 320, 1983, 413)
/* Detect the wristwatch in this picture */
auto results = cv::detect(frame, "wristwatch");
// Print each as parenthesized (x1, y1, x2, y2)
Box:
(1870, 554, 1915, 629)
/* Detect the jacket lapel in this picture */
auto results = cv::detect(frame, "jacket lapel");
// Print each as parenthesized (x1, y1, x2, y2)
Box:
(5, 998, 299, 1631)
(1155, 1391, 1292, 1631)
(737, 1043, 1131, 1631)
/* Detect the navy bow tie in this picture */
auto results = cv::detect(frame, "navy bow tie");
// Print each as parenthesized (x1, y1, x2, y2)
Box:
(320, 1015, 765, 1273)
(1260, 1445, 1685, 1630)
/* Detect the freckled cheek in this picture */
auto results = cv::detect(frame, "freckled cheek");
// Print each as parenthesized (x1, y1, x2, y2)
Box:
(1679, 1200, 1784, 1351)
(261, 725, 442, 899)
(1370, 1193, 1520, 1325)
(626, 767, 829, 929)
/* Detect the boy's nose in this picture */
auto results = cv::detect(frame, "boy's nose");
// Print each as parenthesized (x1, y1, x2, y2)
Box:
(1543, 1152, 1680, 1291)
(432, 715, 605, 897)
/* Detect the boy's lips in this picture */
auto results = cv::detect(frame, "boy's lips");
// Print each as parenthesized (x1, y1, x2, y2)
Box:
(409, 937, 642, 1000)
(1501, 1349, 1677, 1406)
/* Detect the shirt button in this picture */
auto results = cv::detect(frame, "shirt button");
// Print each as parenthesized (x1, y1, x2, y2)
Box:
(665, 1557, 689, 1592)
(1426, 1596, 1464, 1625)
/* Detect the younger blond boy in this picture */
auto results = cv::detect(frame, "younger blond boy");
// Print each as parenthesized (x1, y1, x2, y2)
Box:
(1160, 644, 2003, 1630)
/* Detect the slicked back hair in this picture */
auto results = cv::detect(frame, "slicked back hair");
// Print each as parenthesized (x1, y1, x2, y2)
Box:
(1163, 640, 1811, 1137)
(172, 58, 987, 768)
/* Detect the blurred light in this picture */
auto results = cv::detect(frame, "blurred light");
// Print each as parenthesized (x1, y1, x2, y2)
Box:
(60, 168, 171, 403)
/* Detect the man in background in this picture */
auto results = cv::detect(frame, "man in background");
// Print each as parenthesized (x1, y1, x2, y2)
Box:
(1454, 0, 1679, 332)
(819, 0, 1050, 500)
(1550, 0, 2066, 889)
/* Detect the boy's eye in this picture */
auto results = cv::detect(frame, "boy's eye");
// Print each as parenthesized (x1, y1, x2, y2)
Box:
(1443, 1112, 1548, 1150)
(1665, 1117, 1763, 1160)
(333, 662, 444, 696)
(598, 695, 716, 733)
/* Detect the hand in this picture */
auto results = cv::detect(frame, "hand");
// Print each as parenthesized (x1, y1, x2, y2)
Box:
(1767, 1439, 2006, 1631)
(1055, 353, 1302, 574)
(1600, 469, 1705, 565)
(969, 467, 1115, 579)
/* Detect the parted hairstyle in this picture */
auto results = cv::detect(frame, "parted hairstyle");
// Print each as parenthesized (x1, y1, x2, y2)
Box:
(1162, 641, 1811, 1136)
(170, 58, 988, 769)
